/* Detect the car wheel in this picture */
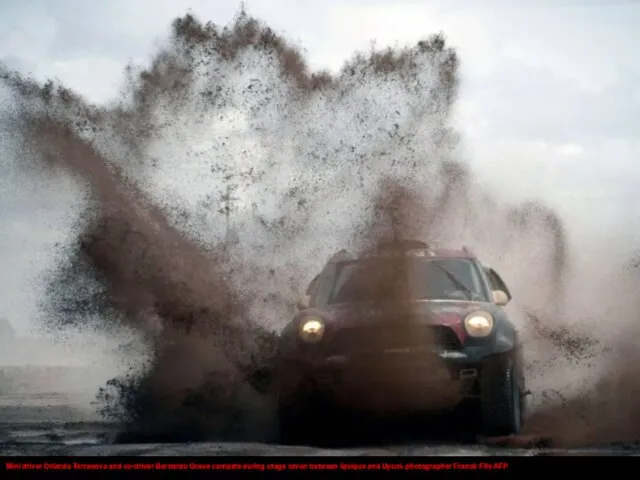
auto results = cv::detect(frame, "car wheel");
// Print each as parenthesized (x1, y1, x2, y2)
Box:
(479, 356, 522, 436)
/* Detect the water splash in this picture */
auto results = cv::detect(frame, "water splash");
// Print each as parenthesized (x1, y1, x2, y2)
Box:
(1, 9, 638, 446)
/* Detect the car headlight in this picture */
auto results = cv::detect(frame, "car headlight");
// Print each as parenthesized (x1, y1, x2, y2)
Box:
(464, 311, 494, 337)
(298, 316, 325, 343)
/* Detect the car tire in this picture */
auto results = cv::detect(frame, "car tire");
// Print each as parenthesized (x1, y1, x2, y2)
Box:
(479, 356, 522, 437)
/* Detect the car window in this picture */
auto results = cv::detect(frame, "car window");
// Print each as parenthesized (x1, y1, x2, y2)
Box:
(328, 258, 488, 304)
(303, 274, 320, 306)
(305, 275, 320, 296)
(485, 267, 512, 300)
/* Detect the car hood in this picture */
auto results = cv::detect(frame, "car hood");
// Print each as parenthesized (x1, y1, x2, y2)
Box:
(321, 300, 486, 326)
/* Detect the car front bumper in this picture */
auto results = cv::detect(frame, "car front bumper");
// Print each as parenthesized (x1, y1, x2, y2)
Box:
(276, 346, 495, 413)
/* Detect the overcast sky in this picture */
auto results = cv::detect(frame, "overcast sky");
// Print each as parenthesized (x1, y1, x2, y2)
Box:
(1, 0, 639, 334)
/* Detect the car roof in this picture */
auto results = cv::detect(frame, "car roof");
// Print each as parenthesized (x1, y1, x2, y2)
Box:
(426, 248, 476, 259)
(327, 241, 477, 263)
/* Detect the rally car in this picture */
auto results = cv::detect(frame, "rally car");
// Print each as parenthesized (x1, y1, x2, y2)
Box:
(274, 239, 527, 444)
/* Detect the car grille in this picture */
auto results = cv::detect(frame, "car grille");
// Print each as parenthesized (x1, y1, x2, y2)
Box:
(325, 324, 460, 356)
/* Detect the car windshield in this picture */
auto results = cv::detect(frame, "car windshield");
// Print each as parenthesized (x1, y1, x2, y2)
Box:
(328, 258, 487, 304)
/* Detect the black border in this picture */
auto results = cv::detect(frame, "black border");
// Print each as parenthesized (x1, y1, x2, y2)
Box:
(1, 455, 637, 475)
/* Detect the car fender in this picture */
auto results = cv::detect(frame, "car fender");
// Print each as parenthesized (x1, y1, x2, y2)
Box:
(470, 319, 526, 393)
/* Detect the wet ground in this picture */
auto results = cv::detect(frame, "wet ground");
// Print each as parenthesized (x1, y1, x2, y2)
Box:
(1, 366, 639, 456)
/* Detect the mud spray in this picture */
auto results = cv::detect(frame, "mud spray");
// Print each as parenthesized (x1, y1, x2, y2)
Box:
(1, 10, 639, 447)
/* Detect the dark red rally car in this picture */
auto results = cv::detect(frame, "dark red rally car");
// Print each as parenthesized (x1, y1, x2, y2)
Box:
(274, 239, 527, 444)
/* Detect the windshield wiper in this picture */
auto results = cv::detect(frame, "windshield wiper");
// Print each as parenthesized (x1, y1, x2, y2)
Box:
(429, 262, 481, 301)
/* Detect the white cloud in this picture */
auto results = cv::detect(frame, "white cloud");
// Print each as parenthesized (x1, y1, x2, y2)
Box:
(556, 143, 583, 156)
(0, 10, 58, 70)
(48, 57, 127, 104)
(320, 3, 500, 77)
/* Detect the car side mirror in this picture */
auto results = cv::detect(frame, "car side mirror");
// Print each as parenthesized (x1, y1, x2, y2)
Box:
(492, 290, 509, 306)
(296, 295, 310, 310)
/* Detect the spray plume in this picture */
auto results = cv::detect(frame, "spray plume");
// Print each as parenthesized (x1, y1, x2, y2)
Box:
(1, 9, 639, 446)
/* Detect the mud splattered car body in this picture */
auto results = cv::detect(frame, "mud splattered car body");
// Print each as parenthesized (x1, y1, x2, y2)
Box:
(275, 240, 526, 443)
